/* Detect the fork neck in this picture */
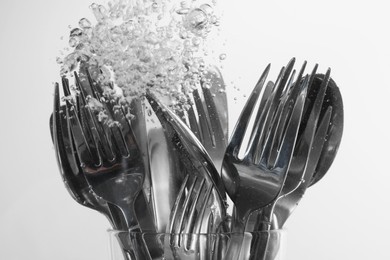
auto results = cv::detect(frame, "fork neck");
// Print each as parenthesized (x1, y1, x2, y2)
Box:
(231, 207, 252, 233)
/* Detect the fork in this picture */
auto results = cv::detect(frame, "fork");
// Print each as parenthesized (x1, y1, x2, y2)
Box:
(270, 69, 334, 229)
(52, 85, 142, 260)
(51, 84, 120, 228)
(221, 60, 307, 259)
(146, 93, 228, 260)
(61, 75, 152, 259)
(247, 65, 332, 260)
(182, 67, 228, 173)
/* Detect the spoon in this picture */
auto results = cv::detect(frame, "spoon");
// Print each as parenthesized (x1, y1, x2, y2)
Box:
(308, 74, 344, 186)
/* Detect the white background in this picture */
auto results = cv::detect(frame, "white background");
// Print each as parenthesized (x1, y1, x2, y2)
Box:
(0, 0, 389, 259)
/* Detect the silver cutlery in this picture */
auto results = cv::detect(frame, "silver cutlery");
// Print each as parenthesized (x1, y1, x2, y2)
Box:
(307, 74, 344, 186)
(51, 55, 343, 260)
(147, 93, 228, 260)
(61, 74, 152, 259)
(270, 69, 335, 230)
(250, 67, 343, 260)
(221, 59, 307, 259)
(51, 84, 120, 228)
(183, 66, 228, 173)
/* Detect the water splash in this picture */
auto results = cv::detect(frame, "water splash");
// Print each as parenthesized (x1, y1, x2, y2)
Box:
(58, 0, 223, 115)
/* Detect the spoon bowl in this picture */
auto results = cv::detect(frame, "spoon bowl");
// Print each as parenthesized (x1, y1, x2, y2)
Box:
(309, 74, 344, 186)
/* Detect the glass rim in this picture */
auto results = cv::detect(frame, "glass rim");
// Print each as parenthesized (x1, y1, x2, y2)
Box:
(106, 229, 286, 235)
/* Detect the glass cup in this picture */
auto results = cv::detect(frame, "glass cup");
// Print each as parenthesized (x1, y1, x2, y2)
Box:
(108, 230, 286, 260)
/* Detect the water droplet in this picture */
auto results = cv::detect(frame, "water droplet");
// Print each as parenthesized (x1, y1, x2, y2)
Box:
(90, 3, 98, 9)
(199, 4, 214, 16)
(69, 37, 79, 47)
(70, 28, 83, 37)
(210, 15, 219, 25)
(192, 37, 201, 46)
(184, 8, 209, 36)
(219, 53, 226, 60)
(203, 83, 211, 89)
(79, 18, 92, 29)
(176, 8, 190, 15)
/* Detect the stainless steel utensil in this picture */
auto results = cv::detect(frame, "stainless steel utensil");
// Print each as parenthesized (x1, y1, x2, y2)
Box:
(52, 84, 146, 260)
(250, 68, 339, 260)
(308, 74, 344, 186)
(146, 93, 228, 259)
(142, 100, 183, 233)
(142, 67, 228, 234)
(221, 60, 307, 259)
(270, 69, 338, 230)
(51, 84, 119, 228)
(183, 67, 228, 173)
(61, 75, 152, 259)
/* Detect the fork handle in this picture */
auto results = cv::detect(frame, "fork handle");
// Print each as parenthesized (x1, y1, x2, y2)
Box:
(116, 231, 152, 260)
(108, 203, 153, 260)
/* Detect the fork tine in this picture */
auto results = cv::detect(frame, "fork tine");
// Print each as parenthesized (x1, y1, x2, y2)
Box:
(307, 106, 333, 171)
(69, 75, 115, 166)
(266, 62, 308, 165)
(183, 178, 207, 234)
(256, 96, 287, 165)
(168, 174, 190, 234)
(271, 78, 307, 171)
(277, 62, 308, 138)
(187, 183, 214, 251)
(62, 78, 99, 167)
(201, 82, 225, 146)
(245, 80, 275, 149)
(170, 175, 198, 247)
(88, 70, 140, 158)
(147, 93, 226, 200)
(296, 69, 330, 162)
(74, 72, 116, 161)
(226, 64, 271, 156)
(193, 184, 214, 233)
(187, 104, 202, 141)
(299, 64, 319, 123)
(246, 62, 295, 161)
(176, 176, 199, 235)
(193, 87, 214, 146)
(277, 58, 296, 94)
(53, 83, 82, 201)
(73, 77, 104, 163)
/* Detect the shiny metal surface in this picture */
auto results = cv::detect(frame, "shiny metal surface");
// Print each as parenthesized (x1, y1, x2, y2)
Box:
(51, 57, 343, 260)
(221, 60, 307, 259)
(51, 85, 117, 227)
(147, 94, 228, 258)
(131, 67, 229, 234)
(271, 72, 344, 229)
(184, 67, 228, 174)
(60, 73, 153, 259)
(143, 101, 183, 233)
(308, 75, 344, 186)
